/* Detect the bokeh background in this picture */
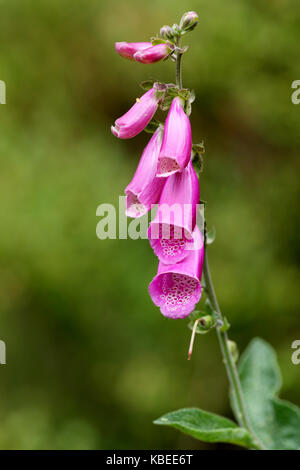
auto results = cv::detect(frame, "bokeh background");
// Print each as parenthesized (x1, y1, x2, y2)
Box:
(0, 0, 299, 449)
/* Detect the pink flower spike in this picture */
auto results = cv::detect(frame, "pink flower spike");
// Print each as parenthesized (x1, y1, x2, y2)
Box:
(149, 226, 204, 319)
(134, 43, 171, 64)
(111, 87, 160, 139)
(157, 96, 192, 176)
(115, 42, 152, 61)
(148, 162, 199, 264)
(125, 127, 165, 218)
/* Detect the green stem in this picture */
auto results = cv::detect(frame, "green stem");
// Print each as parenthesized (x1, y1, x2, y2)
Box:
(203, 239, 265, 450)
(175, 36, 183, 89)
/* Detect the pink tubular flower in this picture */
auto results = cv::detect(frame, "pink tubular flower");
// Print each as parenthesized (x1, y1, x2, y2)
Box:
(111, 86, 161, 139)
(157, 96, 192, 177)
(115, 42, 152, 61)
(149, 226, 204, 319)
(125, 127, 165, 218)
(148, 162, 199, 264)
(134, 43, 172, 64)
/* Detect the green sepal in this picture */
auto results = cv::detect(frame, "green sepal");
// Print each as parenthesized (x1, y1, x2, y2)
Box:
(140, 80, 156, 91)
(192, 141, 205, 154)
(150, 37, 167, 45)
(188, 310, 216, 334)
(192, 142, 205, 175)
(192, 152, 203, 175)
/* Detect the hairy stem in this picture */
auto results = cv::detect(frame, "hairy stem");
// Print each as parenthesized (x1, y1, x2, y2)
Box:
(203, 239, 265, 450)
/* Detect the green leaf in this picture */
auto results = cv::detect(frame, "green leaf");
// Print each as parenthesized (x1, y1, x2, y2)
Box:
(154, 408, 256, 448)
(231, 338, 300, 450)
(140, 80, 155, 91)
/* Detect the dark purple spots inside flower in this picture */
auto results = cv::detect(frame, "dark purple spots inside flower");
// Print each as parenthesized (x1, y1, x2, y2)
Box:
(149, 271, 201, 319)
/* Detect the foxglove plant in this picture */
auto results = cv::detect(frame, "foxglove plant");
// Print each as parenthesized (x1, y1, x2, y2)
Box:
(111, 12, 300, 450)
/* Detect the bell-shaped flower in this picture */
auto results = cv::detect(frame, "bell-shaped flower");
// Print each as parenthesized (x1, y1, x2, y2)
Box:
(149, 226, 204, 319)
(157, 96, 192, 176)
(125, 127, 165, 218)
(148, 162, 199, 264)
(111, 85, 162, 139)
(134, 43, 172, 64)
(115, 42, 152, 61)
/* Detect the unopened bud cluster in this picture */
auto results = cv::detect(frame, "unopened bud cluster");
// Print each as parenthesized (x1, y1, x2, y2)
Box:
(160, 11, 199, 41)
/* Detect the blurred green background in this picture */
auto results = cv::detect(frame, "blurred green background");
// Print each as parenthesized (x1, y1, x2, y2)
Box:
(0, 0, 299, 449)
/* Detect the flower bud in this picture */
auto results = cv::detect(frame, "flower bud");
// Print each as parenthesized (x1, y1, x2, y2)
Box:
(160, 25, 174, 40)
(111, 86, 160, 139)
(179, 11, 199, 32)
(115, 42, 152, 61)
(199, 315, 214, 330)
(171, 23, 181, 36)
(134, 43, 172, 64)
